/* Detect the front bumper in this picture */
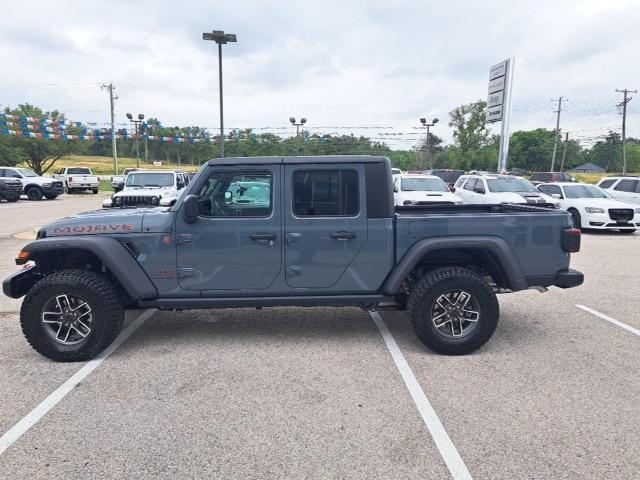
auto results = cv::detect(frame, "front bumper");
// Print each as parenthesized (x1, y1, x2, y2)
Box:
(583, 211, 639, 229)
(41, 185, 65, 196)
(3, 265, 39, 299)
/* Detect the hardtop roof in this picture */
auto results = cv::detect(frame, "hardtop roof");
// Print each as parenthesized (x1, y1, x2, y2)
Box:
(206, 155, 390, 166)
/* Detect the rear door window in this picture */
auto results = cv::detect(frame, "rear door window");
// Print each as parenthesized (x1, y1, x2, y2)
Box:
(292, 169, 359, 217)
(614, 179, 638, 192)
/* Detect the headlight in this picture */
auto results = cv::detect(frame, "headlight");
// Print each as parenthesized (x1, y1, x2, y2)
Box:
(585, 207, 604, 213)
(151, 196, 159, 205)
(403, 200, 414, 206)
(0, 183, 5, 189)
(113, 196, 121, 206)
(42, 183, 52, 187)
(635, 208, 640, 214)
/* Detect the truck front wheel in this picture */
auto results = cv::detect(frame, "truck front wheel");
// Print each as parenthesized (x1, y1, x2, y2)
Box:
(407, 267, 499, 355)
(20, 269, 125, 362)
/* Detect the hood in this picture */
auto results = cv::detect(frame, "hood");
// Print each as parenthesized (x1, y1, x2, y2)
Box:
(398, 191, 462, 203)
(41, 208, 149, 237)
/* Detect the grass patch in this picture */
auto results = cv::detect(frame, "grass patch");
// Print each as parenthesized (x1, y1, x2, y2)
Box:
(49, 155, 201, 177)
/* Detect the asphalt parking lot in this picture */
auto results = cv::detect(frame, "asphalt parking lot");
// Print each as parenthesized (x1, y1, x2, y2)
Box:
(0, 196, 638, 479)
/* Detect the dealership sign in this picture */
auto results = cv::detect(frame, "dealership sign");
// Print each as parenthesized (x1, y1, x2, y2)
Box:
(486, 59, 510, 123)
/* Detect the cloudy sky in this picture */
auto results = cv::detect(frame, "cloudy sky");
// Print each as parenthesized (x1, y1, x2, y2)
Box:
(1, 0, 639, 149)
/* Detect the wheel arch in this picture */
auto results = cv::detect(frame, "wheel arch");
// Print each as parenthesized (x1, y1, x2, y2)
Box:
(17, 236, 158, 300)
(382, 236, 529, 294)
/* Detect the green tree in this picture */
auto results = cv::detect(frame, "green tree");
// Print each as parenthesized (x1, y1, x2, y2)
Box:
(449, 100, 491, 151)
(586, 132, 622, 172)
(2, 104, 84, 174)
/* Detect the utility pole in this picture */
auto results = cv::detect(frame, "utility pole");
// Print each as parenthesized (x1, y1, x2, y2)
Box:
(616, 88, 637, 175)
(102, 83, 118, 175)
(560, 132, 569, 172)
(550, 96, 566, 172)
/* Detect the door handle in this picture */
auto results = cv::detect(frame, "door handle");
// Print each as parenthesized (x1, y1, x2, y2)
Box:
(250, 232, 277, 241)
(330, 231, 356, 240)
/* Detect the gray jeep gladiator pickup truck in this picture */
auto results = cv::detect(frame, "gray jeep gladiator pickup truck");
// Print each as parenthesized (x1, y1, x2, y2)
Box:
(4, 156, 583, 361)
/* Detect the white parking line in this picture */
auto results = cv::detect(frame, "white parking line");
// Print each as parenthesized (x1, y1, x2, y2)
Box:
(369, 310, 472, 480)
(576, 304, 640, 337)
(0, 308, 155, 455)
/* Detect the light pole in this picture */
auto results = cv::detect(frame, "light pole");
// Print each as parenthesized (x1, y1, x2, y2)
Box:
(126, 113, 144, 168)
(289, 117, 307, 156)
(419, 117, 439, 170)
(203, 30, 237, 158)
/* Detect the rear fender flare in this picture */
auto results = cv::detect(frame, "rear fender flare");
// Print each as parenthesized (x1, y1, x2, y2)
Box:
(383, 236, 528, 294)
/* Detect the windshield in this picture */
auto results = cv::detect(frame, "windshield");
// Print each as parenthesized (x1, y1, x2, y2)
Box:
(431, 170, 464, 183)
(126, 172, 174, 187)
(17, 168, 37, 177)
(401, 177, 449, 192)
(67, 168, 91, 175)
(487, 177, 537, 193)
(563, 185, 609, 199)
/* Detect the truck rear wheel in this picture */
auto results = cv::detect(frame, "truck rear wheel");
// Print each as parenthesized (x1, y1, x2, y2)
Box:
(407, 267, 499, 355)
(20, 269, 125, 362)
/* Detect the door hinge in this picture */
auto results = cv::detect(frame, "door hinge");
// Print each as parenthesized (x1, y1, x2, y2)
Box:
(287, 265, 303, 277)
(177, 267, 195, 278)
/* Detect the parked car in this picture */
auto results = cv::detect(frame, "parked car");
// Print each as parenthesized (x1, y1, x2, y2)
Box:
(454, 174, 559, 207)
(53, 167, 100, 194)
(110, 168, 140, 193)
(102, 170, 187, 208)
(530, 171, 576, 185)
(391, 167, 402, 176)
(537, 182, 640, 232)
(426, 169, 465, 189)
(5, 155, 583, 362)
(393, 174, 462, 206)
(596, 176, 640, 205)
(0, 177, 24, 202)
(0, 167, 64, 200)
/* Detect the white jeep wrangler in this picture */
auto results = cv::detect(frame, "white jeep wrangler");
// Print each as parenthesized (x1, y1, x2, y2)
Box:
(102, 170, 186, 208)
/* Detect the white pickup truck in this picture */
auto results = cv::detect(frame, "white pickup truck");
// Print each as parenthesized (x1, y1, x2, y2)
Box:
(53, 167, 100, 194)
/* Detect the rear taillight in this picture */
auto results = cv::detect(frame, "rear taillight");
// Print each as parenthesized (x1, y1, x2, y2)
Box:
(562, 228, 581, 253)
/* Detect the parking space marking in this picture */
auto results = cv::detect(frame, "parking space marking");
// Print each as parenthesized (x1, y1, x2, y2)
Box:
(576, 304, 640, 337)
(369, 311, 473, 480)
(0, 308, 155, 455)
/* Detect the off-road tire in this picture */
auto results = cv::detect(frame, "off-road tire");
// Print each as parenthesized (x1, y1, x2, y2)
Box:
(618, 229, 636, 234)
(92, 188, 99, 194)
(407, 267, 499, 355)
(5, 196, 20, 202)
(44, 194, 58, 200)
(26, 186, 43, 201)
(20, 269, 125, 362)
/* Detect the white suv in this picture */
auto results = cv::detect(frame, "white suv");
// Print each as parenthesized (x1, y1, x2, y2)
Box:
(0, 167, 64, 200)
(537, 182, 639, 233)
(596, 176, 640, 205)
(102, 170, 186, 208)
(454, 174, 558, 206)
(393, 174, 462, 206)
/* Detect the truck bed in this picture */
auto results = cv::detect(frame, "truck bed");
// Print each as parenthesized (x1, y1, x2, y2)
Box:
(394, 203, 573, 282)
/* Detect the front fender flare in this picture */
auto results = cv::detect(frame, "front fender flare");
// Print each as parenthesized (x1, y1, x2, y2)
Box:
(382, 236, 528, 294)
(18, 236, 158, 300)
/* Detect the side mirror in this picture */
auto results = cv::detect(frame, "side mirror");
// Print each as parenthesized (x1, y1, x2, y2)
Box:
(183, 194, 199, 224)
(551, 193, 562, 199)
(450, 187, 456, 192)
(393, 185, 398, 193)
